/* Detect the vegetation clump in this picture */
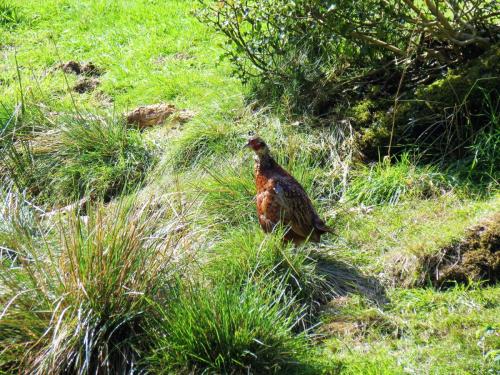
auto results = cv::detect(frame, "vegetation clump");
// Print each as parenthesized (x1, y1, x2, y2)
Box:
(1, 1, 499, 374)
(199, 0, 500, 169)
(345, 154, 451, 205)
(147, 279, 309, 374)
(426, 212, 500, 287)
(1, 114, 156, 205)
(0, 197, 186, 374)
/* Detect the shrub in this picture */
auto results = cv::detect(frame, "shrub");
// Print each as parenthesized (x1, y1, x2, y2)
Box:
(0, 196, 187, 374)
(198, 0, 499, 111)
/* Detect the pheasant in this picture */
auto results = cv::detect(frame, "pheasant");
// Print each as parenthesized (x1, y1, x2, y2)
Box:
(246, 136, 332, 243)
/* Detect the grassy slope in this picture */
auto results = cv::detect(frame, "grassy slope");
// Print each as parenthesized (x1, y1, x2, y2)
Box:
(0, 0, 243, 117)
(1, 1, 499, 374)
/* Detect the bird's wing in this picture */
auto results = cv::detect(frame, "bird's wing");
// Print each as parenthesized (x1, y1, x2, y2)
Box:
(272, 178, 316, 238)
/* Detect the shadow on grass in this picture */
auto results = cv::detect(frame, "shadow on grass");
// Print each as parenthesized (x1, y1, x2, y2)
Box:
(315, 258, 389, 306)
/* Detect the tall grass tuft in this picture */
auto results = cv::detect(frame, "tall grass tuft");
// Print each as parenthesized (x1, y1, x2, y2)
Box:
(463, 91, 499, 187)
(346, 154, 451, 205)
(207, 228, 331, 313)
(1, 114, 156, 205)
(146, 278, 309, 374)
(0, 194, 189, 374)
(0, 3, 23, 29)
(167, 121, 239, 170)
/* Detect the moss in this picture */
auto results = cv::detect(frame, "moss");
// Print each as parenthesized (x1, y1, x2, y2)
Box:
(414, 53, 499, 112)
(350, 99, 375, 126)
(356, 116, 391, 159)
(352, 45, 500, 161)
(395, 46, 500, 156)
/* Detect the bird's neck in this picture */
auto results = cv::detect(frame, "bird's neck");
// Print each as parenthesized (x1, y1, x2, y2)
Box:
(255, 153, 275, 171)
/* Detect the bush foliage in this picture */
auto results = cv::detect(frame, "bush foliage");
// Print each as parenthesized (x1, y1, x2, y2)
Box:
(198, 0, 499, 110)
(198, 0, 500, 167)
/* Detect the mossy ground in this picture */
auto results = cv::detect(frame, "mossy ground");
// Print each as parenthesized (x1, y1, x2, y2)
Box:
(1, 1, 499, 374)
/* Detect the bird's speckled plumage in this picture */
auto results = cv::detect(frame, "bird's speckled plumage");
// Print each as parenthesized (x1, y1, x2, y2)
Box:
(246, 136, 332, 244)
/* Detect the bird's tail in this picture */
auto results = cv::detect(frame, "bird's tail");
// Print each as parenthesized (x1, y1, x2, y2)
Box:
(314, 218, 333, 234)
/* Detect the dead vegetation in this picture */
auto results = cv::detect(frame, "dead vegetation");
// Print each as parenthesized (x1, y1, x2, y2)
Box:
(428, 212, 500, 287)
(389, 212, 500, 288)
(125, 103, 195, 129)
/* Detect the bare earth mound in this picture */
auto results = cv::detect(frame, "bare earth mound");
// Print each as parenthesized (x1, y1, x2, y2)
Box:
(126, 103, 195, 129)
(426, 213, 500, 287)
(387, 212, 500, 288)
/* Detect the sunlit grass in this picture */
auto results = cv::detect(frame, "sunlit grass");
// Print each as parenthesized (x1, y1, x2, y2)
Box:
(1, 1, 499, 374)
(0, 192, 194, 373)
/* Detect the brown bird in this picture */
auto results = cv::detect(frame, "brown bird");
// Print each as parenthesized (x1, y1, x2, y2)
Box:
(246, 136, 332, 244)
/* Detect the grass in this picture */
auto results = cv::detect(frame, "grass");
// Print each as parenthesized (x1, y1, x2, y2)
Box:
(1, 1, 499, 374)
(206, 227, 331, 310)
(323, 286, 500, 374)
(0, 0, 242, 116)
(1, 111, 156, 205)
(147, 279, 310, 374)
(345, 153, 452, 206)
(0, 3, 23, 29)
(0, 194, 192, 373)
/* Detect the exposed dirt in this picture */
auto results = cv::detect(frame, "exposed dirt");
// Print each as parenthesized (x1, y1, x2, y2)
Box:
(173, 52, 193, 60)
(73, 77, 100, 93)
(60, 61, 102, 77)
(94, 90, 114, 107)
(125, 103, 195, 129)
(425, 213, 500, 287)
(153, 52, 193, 65)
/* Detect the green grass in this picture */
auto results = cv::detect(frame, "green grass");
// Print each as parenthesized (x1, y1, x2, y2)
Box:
(345, 153, 452, 206)
(0, 0, 243, 115)
(323, 286, 500, 374)
(1, 112, 155, 205)
(0, 194, 190, 373)
(147, 279, 310, 374)
(1, 1, 499, 374)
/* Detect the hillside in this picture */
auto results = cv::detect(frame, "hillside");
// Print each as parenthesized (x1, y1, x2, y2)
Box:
(1, 1, 499, 374)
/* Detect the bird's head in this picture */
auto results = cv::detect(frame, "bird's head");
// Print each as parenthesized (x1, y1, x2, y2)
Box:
(245, 136, 270, 157)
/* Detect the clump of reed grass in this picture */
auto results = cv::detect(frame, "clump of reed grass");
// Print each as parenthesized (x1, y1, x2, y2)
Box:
(1, 112, 156, 206)
(0, 193, 190, 374)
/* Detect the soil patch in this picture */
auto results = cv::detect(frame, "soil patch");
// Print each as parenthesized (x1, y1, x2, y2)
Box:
(425, 213, 500, 287)
(74, 77, 100, 93)
(60, 61, 103, 77)
(126, 103, 195, 129)
(173, 52, 193, 60)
